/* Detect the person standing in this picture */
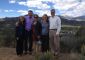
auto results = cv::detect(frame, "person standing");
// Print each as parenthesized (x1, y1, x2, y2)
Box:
(49, 9, 61, 56)
(32, 14, 42, 53)
(15, 16, 25, 56)
(41, 14, 49, 53)
(24, 10, 34, 55)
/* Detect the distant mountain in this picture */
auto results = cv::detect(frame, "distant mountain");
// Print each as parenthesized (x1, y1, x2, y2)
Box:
(0, 18, 5, 21)
(60, 15, 73, 20)
(61, 15, 85, 21)
(74, 16, 85, 19)
(59, 16, 85, 26)
(73, 16, 85, 21)
(0, 16, 85, 26)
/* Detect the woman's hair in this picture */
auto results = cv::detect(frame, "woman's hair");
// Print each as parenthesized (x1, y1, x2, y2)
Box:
(42, 14, 49, 22)
(34, 14, 39, 18)
(18, 16, 25, 25)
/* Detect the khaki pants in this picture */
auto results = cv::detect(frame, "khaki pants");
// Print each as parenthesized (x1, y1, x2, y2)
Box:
(49, 30, 60, 53)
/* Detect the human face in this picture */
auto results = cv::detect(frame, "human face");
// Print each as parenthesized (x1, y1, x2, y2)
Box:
(42, 15, 48, 21)
(51, 9, 55, 17)
(34, 15, 38, 21)
(19, 16, 24, 22)
(28, 11, 33, 17)
(51, 12, 55, 17)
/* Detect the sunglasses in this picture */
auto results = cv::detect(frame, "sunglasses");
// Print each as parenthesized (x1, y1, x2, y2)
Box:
(34, 16, 38, 18)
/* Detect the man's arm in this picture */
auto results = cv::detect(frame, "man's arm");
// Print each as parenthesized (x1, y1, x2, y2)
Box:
(56, 17, 61, 35)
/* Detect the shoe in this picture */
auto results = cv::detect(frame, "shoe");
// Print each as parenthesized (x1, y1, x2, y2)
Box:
(17, 54, 22, 57)
(54, 52, 59, 56)
(28, 52, 32, 55)
(24, 52, 28, 55)
(54, 52, 61, 57)
(20, 54, 23, 56)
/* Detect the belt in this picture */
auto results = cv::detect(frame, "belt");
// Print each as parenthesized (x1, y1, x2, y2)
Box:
(50, 29, 57, 30)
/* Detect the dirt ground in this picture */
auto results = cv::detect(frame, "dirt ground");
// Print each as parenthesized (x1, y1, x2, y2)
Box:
(0, 48, 84, 60)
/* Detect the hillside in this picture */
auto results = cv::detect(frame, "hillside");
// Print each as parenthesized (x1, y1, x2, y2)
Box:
(0, 16, 85, 26)
(0, 16, 85, 60)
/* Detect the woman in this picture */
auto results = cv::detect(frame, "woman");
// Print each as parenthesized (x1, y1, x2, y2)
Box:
(41, 14, 49, 52)
(15, 16, 25, 56)
(32, 14, 42, 53)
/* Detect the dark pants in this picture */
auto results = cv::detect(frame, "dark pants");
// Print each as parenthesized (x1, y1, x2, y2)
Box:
(16, 37, 24, 55)
(24, 30, 33, 52)
(41, 35, 49, 52)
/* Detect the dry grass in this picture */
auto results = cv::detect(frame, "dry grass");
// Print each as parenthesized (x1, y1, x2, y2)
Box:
(0, 48, 85, 60)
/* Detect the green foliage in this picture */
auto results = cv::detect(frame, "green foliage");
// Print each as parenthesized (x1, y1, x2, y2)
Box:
(0, 19, 85, 54)
(80, 55, 85, 60)
(35, 51, 54, 60)
(75, 26, 85, 42)
(60, 26, 85, 53)
(81, 44, 85, 56)
(0, 26, 15, 47)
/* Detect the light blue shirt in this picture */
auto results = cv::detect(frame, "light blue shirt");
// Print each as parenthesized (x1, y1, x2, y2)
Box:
(41, 20, 49, 35)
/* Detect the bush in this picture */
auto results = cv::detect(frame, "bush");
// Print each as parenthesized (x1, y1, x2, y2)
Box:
(0, 27, 15, 47)
(60, 26, 85, 53)
(35, 51, 54, 60)
(81, 44, 85, 56)
(80, 55, 85, 60)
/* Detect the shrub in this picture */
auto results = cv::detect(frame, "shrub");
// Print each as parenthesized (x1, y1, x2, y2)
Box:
(35, 51, 54, 60)
(81, 44, 85, 56)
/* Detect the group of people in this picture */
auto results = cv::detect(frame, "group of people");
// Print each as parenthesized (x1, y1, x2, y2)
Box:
(15, 9, 61, 56)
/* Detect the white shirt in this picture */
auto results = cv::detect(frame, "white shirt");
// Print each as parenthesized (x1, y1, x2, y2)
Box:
(49, 15, 61, 34)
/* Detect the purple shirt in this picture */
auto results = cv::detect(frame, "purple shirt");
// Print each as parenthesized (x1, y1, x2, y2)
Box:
(25, 15, 34, 31)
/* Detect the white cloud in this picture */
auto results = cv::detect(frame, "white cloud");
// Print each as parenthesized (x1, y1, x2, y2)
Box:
(35, 10, 50, 17)
(16, 9, 50, 17)
(17, 9, 50, 16)
(4, 10, 9, 12)
(9, 10, 14, 12)
(4, 10, 14, 12)
(53, 2, 79, 10)
(28, 0, 52, 2)
(17, 10, 28, 15)
(9, 0, 16, 3)
(49, 0, 85, 17)
(63, 1, 85, 17)
(8, 0, 85, 17)
(18, 1, 26, 5)
(18, 1, 50, 10)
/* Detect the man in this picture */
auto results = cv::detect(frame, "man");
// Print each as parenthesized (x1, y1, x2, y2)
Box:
(24, 10, 34, 55)
(49, 9, 61, 56)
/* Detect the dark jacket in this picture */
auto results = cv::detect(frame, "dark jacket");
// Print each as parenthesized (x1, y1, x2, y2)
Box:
(15, 23, 25, 38)
(32, 21, 42, 36)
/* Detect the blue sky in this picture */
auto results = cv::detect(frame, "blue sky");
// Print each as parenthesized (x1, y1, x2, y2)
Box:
(0, 0, 85, 18)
